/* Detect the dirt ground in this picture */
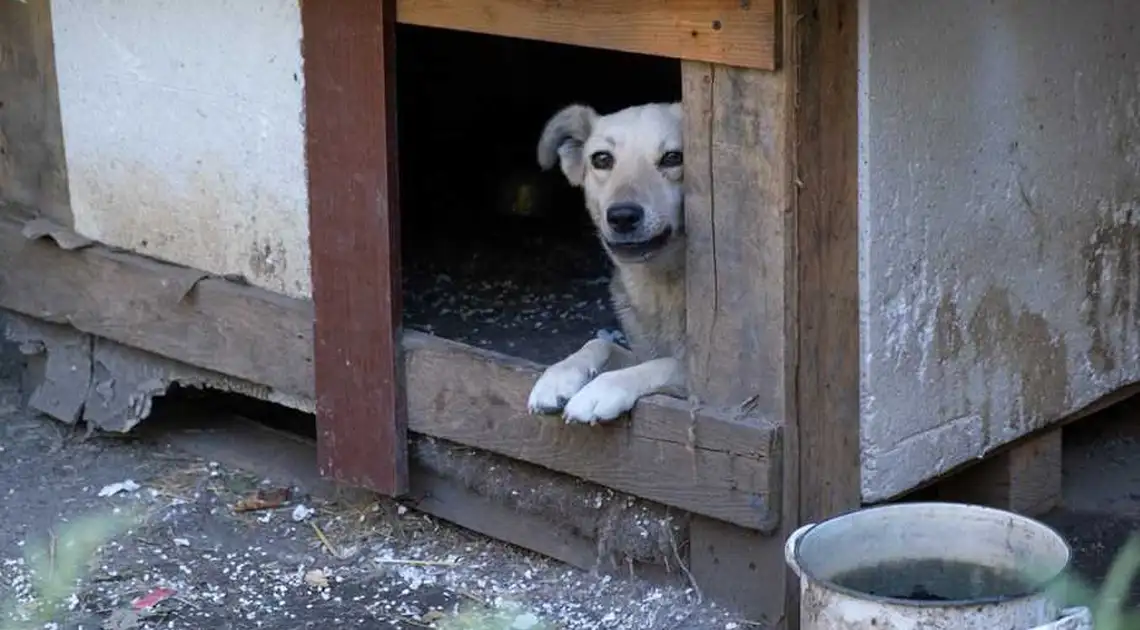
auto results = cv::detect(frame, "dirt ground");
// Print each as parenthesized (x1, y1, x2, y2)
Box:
(2, 331, 1140, 629)
(0, 337, 744, 629)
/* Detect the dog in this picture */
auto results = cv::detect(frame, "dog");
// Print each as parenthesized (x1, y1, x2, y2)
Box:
(526, 102, 688, 425)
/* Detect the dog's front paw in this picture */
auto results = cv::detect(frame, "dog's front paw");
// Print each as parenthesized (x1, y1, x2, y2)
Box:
(527, 362, 596, 415)
(561, 372, 639, 425)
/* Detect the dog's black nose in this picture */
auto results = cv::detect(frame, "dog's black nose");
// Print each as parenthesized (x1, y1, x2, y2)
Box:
(605, 203, 644, 234)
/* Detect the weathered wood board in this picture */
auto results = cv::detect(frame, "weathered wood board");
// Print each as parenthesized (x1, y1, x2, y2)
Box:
(397, 0, 777, 71)
(0, 0, 70, 225)
(0, 211, 782, 531)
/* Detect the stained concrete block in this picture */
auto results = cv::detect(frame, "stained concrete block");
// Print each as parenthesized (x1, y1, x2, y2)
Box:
(859, 0, 1140, 500)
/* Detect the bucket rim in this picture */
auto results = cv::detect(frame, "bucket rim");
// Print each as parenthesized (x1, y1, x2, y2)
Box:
(791, 501, 1073, 609)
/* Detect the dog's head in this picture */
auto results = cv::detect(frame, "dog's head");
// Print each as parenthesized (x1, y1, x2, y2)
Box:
(537, 102, 684, 266)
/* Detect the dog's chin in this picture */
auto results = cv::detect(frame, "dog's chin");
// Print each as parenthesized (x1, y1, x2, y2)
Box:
(604, 228, 675, 263)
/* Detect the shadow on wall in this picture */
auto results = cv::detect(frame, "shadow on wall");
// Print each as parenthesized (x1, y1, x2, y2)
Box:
(0, 314, 25, 384)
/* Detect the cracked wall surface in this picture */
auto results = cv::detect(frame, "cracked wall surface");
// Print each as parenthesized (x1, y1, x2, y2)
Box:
(859, 0, 1140, 500)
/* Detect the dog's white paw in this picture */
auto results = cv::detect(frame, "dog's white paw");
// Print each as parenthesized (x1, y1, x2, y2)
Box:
(527, 362, 596, 415)
(561, 372, 639, 425)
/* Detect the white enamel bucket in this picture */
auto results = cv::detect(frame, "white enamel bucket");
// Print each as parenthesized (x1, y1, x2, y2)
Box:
(785, 502, 1093, 629)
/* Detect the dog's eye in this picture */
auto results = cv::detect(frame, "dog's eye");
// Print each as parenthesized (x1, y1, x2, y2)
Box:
(659, 151, 683, 168)
(589, 151, 614, 170)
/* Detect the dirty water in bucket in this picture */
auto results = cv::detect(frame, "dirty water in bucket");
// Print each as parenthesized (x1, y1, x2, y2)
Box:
(831, 558, 1038, 602)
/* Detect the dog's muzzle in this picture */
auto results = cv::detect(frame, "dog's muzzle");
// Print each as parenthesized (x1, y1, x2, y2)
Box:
(605, 226, 674, 260)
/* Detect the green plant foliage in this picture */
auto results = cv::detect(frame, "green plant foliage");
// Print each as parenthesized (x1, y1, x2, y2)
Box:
(435, 602, 556, 630)
(1, 509, 139, 630)
(1051, 533, 1140, 630)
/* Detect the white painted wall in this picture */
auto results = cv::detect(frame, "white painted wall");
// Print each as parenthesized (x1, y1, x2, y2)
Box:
(50, 0, 310, 299)
(860, 0, 1140, 500)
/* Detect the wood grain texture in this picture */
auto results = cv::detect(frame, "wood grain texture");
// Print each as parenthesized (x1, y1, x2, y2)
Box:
(681, 57, 793, 624)
(301, 0, 408, 495)
(790, 0, 861, 525)
(0, 0, 71, 226)
(682, 63, 789, 420)
(396, 0, 777, 71)
(158, 406, 681, 583)
(785, 1, 861, 626)
(0, 211, 314, 397)
(0, 212, 780, 528)
(403, 332, 782, 531)
(681, 0, 861, 623)
(935, 429, 1063, 517)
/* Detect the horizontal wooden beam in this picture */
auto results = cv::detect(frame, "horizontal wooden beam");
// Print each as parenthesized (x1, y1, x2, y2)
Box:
(396, 0, 777, 71)
(0, 211, 315, 398)
(0, 210, 782, 530)
(404, 331, 780, 531)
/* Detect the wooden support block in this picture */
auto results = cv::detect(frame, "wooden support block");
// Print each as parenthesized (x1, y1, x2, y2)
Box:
(396, 0, 778, 71)
(936, 430, 1063, 517)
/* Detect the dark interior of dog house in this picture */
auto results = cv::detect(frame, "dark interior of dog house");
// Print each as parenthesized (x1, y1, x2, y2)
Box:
(396, 25, 681, 365)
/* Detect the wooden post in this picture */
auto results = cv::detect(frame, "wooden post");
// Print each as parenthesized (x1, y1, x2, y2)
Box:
(301, 0, 409, 495)
(936, 430, 1064, 517)
(682, 0, 861, 625)
(682, 58, 793, 624)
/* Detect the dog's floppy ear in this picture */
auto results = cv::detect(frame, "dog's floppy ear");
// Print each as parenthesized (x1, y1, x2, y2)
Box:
(537, 104, 597, 187)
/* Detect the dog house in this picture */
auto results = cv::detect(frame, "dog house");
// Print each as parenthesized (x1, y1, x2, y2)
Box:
(4, 0, 1140, 626)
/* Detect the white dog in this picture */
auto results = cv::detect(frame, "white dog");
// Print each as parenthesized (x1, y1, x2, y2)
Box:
(527, 102, 688, 425)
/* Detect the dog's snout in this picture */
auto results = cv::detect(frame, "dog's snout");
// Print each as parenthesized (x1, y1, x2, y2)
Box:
(605, 203, 644, 234)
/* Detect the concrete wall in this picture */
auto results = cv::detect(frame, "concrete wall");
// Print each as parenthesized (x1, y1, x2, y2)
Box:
(859, 0, 1140, 501)
(49, 0, 311, 299)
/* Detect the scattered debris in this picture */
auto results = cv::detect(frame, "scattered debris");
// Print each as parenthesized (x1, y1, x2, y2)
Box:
(401, 230, 621, 364)
(512, 612, 541, 629)
(97, 480, 140, 498)
(232, 486, 291, 512)
(103, 608, 146, 630)
(376, 557, 460, 568)
(1, 395, 744, 629)
(303, 569, 330, 590)
(131, 586, 176, 611)
(291, 503, 314, 522)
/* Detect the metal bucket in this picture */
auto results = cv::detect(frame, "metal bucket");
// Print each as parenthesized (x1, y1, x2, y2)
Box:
(784, 502, 1093, 629)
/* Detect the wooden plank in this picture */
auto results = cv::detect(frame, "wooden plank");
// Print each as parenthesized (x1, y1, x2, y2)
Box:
(396, 0, 777, 71)
(680, 0, 861, 624)
(0, 211, 314, 398)
(936, 429, 1063, 517)
(403, 332, 782, 532)
(681, 56, 793, 624)
(409, 468, 606, 572)
(0, 212, 781, 528)
(790, 0, 861, 525)
(682, 63, 789, 421)
(783, 0, 861, 627)
(0, 0, 71, 226)
(301, 0, 408, 495)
